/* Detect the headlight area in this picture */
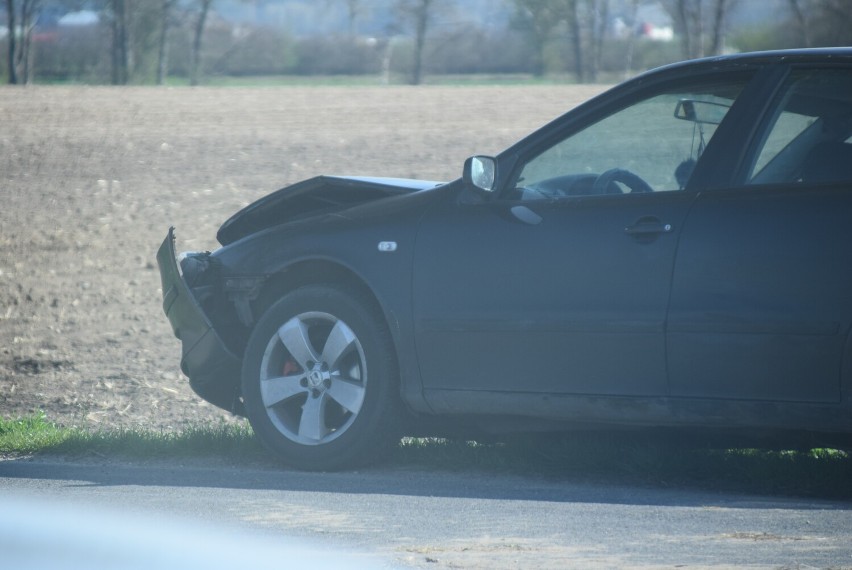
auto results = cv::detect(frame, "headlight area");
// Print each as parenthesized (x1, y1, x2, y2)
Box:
(178, 251, 216, 302)
(177, 250, 256, 358)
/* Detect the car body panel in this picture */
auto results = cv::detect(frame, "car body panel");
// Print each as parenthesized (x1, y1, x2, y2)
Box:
(217, 175, 442, 246)
(668, 184, 852, 403)
(413, 191, 696, 398)
(210, 183, 454, 414)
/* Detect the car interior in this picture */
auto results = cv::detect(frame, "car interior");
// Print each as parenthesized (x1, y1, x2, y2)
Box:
(750, 70, 852, 186)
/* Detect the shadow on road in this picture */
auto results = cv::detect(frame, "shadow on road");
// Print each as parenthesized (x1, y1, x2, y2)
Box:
(1, 455, 850, 511)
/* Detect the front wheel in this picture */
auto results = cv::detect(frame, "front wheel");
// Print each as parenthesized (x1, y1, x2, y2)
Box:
(241, 285, 402, 470)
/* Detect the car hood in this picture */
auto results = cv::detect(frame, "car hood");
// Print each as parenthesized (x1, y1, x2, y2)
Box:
(216, 175, 444, 246)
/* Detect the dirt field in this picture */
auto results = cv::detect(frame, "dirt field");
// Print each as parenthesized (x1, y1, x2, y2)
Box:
(0, 83, 606, 431)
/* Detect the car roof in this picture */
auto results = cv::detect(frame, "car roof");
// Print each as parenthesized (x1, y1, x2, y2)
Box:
(648, 47, 852, 77)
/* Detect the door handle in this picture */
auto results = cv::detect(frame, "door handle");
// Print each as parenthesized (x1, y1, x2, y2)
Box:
(624, 219, 673, 236)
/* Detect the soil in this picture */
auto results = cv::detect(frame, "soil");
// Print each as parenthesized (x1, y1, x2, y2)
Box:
(0, 83, 605, 431)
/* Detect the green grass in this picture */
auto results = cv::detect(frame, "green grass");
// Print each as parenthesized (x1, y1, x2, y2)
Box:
(3, 413, 850, 498)
(0, 412, 263, 462)
(0, 413, 77, 454)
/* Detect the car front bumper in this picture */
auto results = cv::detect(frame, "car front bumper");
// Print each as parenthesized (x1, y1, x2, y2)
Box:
(156, 228, 243, 414)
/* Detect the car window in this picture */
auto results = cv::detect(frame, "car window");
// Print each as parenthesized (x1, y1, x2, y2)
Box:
(748, 69, 852, 185)
(510, 80, 748, 200)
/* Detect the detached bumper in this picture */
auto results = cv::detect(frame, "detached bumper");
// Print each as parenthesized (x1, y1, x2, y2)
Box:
(156, 228, 243, 414)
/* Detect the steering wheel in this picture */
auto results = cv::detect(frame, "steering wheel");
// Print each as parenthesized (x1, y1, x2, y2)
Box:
(592, 168, 653, 195)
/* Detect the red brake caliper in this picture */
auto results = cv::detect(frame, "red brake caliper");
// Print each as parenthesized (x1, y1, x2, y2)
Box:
(282, 359, 303, 376)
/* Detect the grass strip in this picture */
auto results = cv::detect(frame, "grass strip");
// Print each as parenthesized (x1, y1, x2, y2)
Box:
(2, 413, 850, 498)
(0, 412, 263, 461)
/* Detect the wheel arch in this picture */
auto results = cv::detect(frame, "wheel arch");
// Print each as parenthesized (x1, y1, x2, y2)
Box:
(245, 257, 430, 418)
(252, 259, 382, 320)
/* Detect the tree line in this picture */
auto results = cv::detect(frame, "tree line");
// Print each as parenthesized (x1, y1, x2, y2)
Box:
(4, 0, 215, 84)
(3, 0, 852, 86)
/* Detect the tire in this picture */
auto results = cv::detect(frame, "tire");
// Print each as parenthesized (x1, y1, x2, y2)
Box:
(241, 285, 402, 470)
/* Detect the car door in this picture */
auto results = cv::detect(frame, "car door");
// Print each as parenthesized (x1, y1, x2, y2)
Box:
(668, 67, 852, 403)
(412, 74, 755, 410)
(413, 190, 689, 402)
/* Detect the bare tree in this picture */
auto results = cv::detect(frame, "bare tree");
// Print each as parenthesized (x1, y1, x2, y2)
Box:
(17, 0, 36, 82)
(394, 0, 450, 85)
(787, 0, 811, 47)
(669, 0, 702, 58)
(564, 0, 611, 83)
(792, 0, 852, 47)
(513, 0, 611, 83)
(565, 0, 584, 81)
(107, 0, 131, 84)
(190, 0, 214, 86)
(5, 0, 18, 83)
(707, 0, 730, 56)
(623, 0, 641, 77)
(157, 0, 178, 85)
(5, 0, 40, 84)
(664, 0, 734, 60)
(410, 0, 429, 85)
(511, 0, 562, 77)
(395, 0, 431, 85)
(594, 0, 610, 77)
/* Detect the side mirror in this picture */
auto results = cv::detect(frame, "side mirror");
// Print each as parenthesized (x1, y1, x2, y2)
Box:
(463, 156, 497, 194)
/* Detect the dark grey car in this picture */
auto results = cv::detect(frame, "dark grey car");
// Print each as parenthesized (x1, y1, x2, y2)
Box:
(159, 48, 852, 470)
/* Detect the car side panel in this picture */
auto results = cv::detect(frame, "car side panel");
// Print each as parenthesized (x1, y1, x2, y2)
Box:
(210, 187, 447, 414)
(413, 191, 695, 400)
(667, 184, 852, 404)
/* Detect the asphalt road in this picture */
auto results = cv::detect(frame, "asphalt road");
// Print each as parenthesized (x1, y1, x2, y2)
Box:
(1, 458, 850, 569)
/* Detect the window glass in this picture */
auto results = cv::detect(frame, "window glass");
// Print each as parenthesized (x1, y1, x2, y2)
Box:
(748, 69, 852, 185)
(751, 111, 816, 175)
(511, 81, 746, 200)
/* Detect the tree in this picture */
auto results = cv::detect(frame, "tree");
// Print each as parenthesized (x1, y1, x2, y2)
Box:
(566, 0, 583, 81)
(157, 0, 178, 85)
(511, 0, 562, 77)
(562, 0, 610, 82)
(5, 0, 40, 84)
(787, 0, 810, 46)
(622, 0, 642, 77)
(512, 0, 611, 82)
(663, 0, 735, 60)
(190, 0, 213, 86)
(394, 0, 450, 85)
(5, 0, 17, 83)
(787, 0, 852, 47)
(707, 0, 731, 56)
(106, 0, 131, 84)
(586, 0, 609, 81)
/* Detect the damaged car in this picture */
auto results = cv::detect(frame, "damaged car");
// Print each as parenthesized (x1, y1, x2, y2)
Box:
(158, 49, 852, 470)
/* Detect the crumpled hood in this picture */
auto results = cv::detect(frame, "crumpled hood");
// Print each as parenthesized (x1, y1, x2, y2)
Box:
(216, 175, 443, 246)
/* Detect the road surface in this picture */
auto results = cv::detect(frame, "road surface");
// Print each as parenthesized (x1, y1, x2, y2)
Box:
(1, 458, 850, 569)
